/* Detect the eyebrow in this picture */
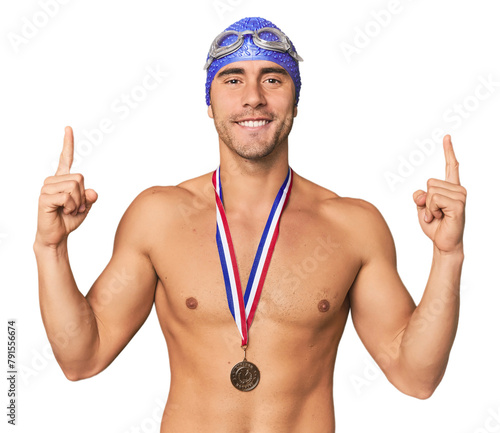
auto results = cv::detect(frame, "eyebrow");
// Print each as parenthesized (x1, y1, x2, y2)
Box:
(216, 67, 289, 79)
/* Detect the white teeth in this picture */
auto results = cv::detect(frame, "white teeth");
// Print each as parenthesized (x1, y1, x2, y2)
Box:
(237, 120, 270, 127)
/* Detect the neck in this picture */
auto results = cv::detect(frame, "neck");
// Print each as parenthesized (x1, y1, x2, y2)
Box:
(218, 145, 290, 216)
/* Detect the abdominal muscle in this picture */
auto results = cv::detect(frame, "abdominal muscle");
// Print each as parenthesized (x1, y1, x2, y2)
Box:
(159, 341, 339, 433)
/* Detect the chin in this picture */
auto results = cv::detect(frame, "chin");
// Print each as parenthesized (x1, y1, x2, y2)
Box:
(230, 140, 280, 160)
(236, 149, 275, 161)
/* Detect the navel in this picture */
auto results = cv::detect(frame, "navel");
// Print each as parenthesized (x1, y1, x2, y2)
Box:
(186, 297, 198, 310)
(318, 299, 330, 313)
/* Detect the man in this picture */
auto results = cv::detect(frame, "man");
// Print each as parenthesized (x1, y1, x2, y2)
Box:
(34, 17, 466, 432)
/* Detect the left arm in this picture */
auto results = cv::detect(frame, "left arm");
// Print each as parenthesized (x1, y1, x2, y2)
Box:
(349, 135, 466, 399)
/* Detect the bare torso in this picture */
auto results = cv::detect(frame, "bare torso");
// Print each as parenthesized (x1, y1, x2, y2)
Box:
(147, 171, 363, 432)
(36, 113, 464, 430)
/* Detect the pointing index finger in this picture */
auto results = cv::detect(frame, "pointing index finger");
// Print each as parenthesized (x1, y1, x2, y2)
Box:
(444, 134, 460, 185)
(55, 126, 74, 176)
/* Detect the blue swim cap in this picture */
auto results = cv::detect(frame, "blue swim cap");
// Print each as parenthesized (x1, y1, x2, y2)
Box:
(204, 17, 302, 106)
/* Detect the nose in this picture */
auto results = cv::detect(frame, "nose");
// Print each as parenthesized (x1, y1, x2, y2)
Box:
(241, 79, 266, 109)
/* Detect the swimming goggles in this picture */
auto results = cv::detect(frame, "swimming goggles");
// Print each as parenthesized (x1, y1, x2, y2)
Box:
(203, 27, 304, 70)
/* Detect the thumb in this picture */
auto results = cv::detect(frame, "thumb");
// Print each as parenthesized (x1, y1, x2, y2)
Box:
(78, 189, 98, 213)
(413, 190, 433, 224)
(413, 190, 426, 208)
(85, 189, 98, 205)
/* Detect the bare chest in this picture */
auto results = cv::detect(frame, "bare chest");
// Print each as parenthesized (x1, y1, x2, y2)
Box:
(150, 208, 360, 333)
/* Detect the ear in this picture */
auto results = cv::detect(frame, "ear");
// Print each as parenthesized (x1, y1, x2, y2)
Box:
(293, 105, 298, 117)
(208, 104, 214, 119)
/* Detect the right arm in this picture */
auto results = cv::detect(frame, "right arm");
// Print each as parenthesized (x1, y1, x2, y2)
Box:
(34, 126, 158, 380)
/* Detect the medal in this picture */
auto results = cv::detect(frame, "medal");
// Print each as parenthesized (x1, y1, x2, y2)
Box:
(230, 345, 260, 391)
(212, 166, 293, 391)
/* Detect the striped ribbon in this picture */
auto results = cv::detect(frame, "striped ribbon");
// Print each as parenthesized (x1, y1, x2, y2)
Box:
(212, 166, 293, 346)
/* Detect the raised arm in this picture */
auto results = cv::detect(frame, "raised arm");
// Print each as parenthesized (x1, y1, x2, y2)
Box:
(348, 135, 466, 399)
(34, 126, 158, 381)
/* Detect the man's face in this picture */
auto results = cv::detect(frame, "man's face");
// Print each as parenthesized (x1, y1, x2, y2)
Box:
(208, 60, 298, 161)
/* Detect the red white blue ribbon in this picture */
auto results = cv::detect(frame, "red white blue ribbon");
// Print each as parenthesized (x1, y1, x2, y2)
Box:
(212, 166, 293, 346)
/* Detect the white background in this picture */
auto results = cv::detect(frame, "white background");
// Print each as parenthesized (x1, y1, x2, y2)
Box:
(1, 1, 499, 432)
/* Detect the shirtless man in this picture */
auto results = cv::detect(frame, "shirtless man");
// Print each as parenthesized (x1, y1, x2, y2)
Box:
(34, 17, 466, 433)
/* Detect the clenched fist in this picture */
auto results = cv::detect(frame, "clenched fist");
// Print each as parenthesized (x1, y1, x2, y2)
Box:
(35, 126, 98, 249)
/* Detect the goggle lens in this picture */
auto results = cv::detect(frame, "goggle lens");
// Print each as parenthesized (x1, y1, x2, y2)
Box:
(204, 28, 302, 70)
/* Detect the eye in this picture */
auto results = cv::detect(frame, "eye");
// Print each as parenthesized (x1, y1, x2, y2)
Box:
(226, 78, 241, 84)
(265, 78, 281, 84)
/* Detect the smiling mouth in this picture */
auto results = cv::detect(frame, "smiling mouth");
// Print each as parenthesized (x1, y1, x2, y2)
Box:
(236, 119, 271, 128)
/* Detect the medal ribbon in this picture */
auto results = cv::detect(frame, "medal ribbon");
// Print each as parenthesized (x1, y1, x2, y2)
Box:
(213, 166, 293, 346)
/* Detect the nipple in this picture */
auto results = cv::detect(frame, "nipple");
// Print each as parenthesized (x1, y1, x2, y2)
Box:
(318, 299, 330, 313)
(186, 297, 199, 309)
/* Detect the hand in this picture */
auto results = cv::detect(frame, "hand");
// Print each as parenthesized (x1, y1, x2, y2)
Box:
(412, 135, 466, 255)
(35, 126, 98, 248)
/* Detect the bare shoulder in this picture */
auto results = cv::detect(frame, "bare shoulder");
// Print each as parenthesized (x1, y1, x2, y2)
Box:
(128, 172, 212, 213)
(115, 172, 213, 249)
(293, 172, 385, 223)
(293, 173, 393, 262)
